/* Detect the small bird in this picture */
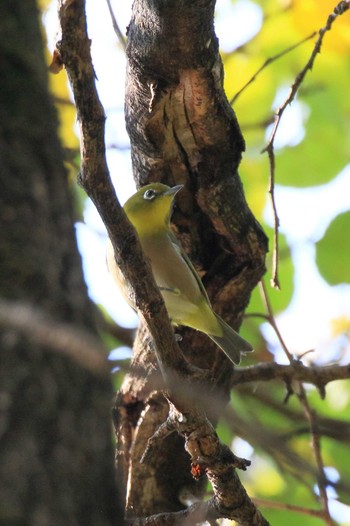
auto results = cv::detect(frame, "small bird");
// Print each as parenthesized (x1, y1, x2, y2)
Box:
(107, 183, 253, 365)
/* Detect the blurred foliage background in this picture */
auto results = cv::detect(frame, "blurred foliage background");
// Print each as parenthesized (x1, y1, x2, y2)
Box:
(41, 0, 350, 524)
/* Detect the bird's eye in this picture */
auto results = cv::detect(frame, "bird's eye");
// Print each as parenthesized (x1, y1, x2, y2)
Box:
(143, 189, 157, 200)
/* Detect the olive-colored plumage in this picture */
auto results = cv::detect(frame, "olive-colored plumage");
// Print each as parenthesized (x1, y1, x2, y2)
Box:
(107, 183, 253, 365)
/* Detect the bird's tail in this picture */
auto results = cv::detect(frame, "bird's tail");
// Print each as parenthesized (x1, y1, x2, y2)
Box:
(209, 314, 253, 365)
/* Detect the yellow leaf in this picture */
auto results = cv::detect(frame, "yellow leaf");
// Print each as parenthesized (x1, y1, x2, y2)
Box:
(292, 0, 350, 53)
(331, 316, 350, 338)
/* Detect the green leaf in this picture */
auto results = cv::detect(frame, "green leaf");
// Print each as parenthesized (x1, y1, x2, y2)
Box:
(246, 226, 294, 315)
(316, 211, 350, 285)
(277, 87, 350, 187)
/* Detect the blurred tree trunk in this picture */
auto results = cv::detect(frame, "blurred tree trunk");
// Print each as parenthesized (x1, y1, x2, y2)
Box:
(114, 0, 268, 520)
(0, 2, 122, 525)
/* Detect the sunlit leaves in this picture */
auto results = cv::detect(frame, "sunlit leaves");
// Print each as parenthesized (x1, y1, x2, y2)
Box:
(225, 0, 350, 191)
(223, 0, 350, 316)
(316, 211, 350, 285)
(292, 0, 350, 54)
(40, 0, 350, 522)
(41, 1, 80, 175)
(246, 228, 294, 314)
(222, 3, 350, 521)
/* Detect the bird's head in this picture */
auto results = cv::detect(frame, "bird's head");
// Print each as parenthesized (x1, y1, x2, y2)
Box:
(124, 183, 183, 236)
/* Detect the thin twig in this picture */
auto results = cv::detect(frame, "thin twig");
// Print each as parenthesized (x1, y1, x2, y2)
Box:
(259, 280, 293, 361)
(253, 498, 324, 518)
(262, 0, 350, 155)
(238, 385, 350, 444)
(266, 148, 280, 289)
(106, 0, 126, 50)
(230, 32, 316, 105)
(261, 0, 350, 289)
(259, 281, 336, 525)
(297, 384, 334, 526)
(237, 4, 350, 493)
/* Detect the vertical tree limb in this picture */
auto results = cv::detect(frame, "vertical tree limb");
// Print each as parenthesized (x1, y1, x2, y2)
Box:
(57, 0, 268, 523)
(120, 0, 268, 520)
(0, 1, 122, 523)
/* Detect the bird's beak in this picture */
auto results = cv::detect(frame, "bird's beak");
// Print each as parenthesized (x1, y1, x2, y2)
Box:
(164, 185, 184, 197)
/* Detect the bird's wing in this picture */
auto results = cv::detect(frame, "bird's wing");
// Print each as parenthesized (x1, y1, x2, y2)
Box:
(168, 231, 212, 305)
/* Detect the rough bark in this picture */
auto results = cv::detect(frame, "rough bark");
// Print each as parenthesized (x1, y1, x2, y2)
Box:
(54, 0, 268, 523)
(0, 2, 122, 525)
(117, 0, 268, 520)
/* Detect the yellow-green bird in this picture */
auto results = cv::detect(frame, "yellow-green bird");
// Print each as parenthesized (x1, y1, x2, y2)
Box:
(107, 183, 253, 365)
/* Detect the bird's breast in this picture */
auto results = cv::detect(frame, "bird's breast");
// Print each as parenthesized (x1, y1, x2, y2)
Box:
(141, 235, 202, 322)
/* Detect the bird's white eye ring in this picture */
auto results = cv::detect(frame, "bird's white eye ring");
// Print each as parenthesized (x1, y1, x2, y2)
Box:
(143, 189, 157, 200)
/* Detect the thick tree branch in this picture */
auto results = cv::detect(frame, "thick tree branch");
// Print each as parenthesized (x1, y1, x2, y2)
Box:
(120, 31, 268, 521)
(56, 0, 197, 383)
(0, 299, 108, 374)
(126, 502, 209, 526)
(125, 0, 267, 342)
(56, 1, 270, 524)
(140, 402, 269, 526)
(120, 3, 268, 515)
(0, 1, 123, 522)
(232, 362, 350, 392)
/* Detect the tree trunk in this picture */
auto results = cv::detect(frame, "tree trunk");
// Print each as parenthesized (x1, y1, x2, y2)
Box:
(115, 0, 268, 519)
(0, 2, 122, 524)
